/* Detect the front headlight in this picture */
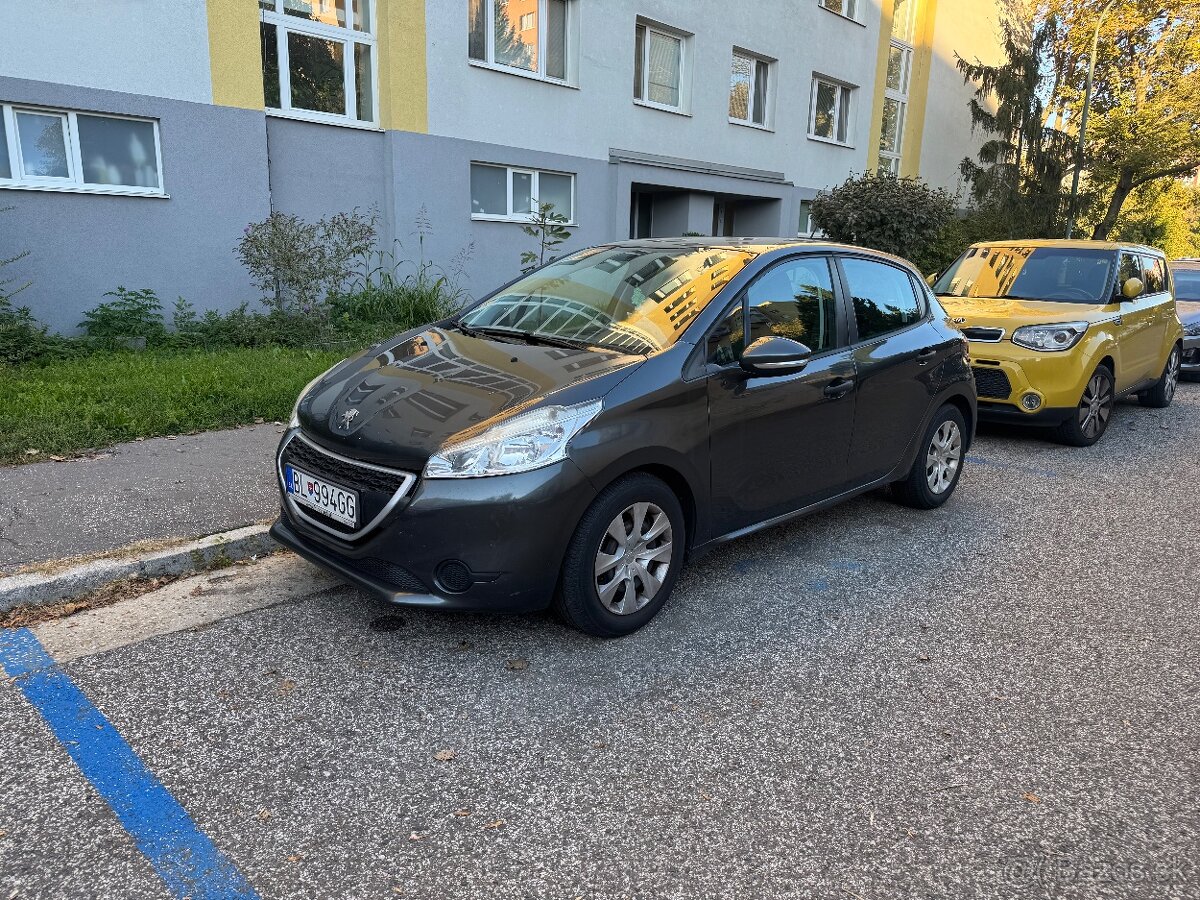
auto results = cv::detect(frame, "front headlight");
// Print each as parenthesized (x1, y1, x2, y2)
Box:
(1011, 322, 1089, 352)
(289, 361, 345, 429)
(424, 400, 603, 479)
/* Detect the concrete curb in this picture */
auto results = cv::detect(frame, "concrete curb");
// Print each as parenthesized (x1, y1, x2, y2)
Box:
(0, 525, 278, 613)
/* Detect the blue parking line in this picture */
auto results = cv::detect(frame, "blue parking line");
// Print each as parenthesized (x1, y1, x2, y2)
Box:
(0, 627, 259, 900)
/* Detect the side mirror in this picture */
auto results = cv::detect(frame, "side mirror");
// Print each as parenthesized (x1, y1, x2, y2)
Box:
(1122, 277, 1145, 300)
(739, 336, 813, 376)
(925, 272, 939, 287)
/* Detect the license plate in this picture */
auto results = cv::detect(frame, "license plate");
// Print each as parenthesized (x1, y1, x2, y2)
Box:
(284, 465, 358, 527)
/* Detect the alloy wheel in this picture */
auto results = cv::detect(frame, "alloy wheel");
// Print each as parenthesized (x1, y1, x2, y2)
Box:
(1079, 370, 1114, 439)
(1163, 348, 1181, 403)
(925, 420, 962, 495)
(594, 502, 674, 615)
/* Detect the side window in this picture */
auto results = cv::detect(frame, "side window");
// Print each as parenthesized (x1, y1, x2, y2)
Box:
(1140, 255, 1166, 294)
(1115, 252, 1142, 299)
(841, 257, 923, 342)
(706, 256, 839, 365)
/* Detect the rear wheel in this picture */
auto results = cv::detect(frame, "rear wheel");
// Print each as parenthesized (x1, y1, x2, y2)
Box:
(1138, 344, 1181, 408)
(891, 404, 966, 509)
(554, 473, 685, 638)
(1055, 364, 1114, 447)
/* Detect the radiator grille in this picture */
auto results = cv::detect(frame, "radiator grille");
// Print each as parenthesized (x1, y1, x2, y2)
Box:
(972, 367, 1013, 399)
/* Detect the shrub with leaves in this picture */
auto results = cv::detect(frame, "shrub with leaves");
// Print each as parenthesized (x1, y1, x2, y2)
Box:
(520, 202, 571, 273)
(236, 209, 376, 315)
(810, 172, 957, 273)
(78, 286, 166, 345)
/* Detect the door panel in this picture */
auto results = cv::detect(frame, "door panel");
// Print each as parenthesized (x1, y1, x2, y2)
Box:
(706, 256, 857, 534)
(1114, 252, 1159, 387)
(837, 257, 938, 482)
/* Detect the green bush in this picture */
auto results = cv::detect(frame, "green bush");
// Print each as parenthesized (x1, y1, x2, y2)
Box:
(78, 286, 167, 345)
(0, 296, 63, 366)
(811, 171, 957, 273)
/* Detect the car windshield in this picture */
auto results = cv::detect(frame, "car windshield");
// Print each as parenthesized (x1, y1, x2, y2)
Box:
(1173, 268, 1200, 302)
(459, 245, 757, 354)
(933, 246, 1117, 304)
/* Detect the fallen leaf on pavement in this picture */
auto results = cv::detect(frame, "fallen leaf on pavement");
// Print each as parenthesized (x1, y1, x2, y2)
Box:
(23, 449, 38, 456)
(1022, 792, 1041, 804)
(257, 809, 273, 821)
(482, 819, 506, 830)
(408, 832, 425, 841)
(506, 658, 528, 671)
(286, 854, 303, 863)
(434, 749, 456, 762)
(453, 808, 472, 817)
(278, 678, 297, 696)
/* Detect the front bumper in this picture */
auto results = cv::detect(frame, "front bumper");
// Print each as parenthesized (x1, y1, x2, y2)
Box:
(274, 443, 598, 613)
(967, 341, 1093, 422)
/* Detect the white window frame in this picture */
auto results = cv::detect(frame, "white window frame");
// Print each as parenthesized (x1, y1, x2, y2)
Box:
(470, 163, 577, 225)
(728, 49, 773, 130)
(633, 19, 692, 115)
(807, 76, 855, 147)
(469, 0, 575, 86)
(0, 104, 166, 198)
(879, 38, 913, 173)
(819, 0, 860, 23)
(260, 0, 379, 128)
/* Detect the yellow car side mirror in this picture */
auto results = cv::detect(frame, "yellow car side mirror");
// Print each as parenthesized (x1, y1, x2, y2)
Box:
(1122, 277, 1144, 300)
(925, 272, 939, 287)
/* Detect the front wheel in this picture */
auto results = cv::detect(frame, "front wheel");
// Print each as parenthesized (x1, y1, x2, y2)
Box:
(891, 404, 967, 509)
(1138, 344, 1181, 408)
(554, 473, 686, 637)
(1055, 365, 1114, 447)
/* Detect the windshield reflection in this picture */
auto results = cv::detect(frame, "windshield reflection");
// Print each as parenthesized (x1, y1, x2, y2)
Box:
(461, 246, 758, 353)
(934, 246, 1117, 304)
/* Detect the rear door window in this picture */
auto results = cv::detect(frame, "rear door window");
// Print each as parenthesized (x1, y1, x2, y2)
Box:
(841, 257, 924, 342)
(1140, 255, 1167, 294)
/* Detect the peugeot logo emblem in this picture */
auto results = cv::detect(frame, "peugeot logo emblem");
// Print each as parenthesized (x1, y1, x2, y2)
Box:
(338, 408, 359, 429)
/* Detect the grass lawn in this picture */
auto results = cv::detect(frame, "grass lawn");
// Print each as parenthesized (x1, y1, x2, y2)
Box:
(0, 347, 345, 464)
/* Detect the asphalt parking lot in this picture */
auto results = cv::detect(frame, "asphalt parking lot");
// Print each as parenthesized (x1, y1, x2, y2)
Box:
(2, 386, 1198, 900)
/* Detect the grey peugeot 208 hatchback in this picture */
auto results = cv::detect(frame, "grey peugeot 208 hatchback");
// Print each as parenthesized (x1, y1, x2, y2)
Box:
(272, 238, 976, 636)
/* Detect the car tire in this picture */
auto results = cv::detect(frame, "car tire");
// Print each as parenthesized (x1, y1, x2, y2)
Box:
(1054, 363, 1115, 447)
(554, 472, 686, 638)
(1137, 344, 1181, 408)
(891, 404, 967, 510)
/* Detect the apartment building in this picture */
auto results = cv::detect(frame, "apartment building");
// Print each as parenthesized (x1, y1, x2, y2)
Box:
(0, 0, 1007, 331)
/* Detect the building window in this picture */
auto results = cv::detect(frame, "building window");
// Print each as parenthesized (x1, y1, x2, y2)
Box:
(0, 104, 164, 196)
(634, 20, 689, 112)
(470, 163, 575, 223)
(729, 50, 771, 128)
(879, 0, 917, 173)
(259, 0, 377, 125)
(808, 77, 853, 144)
(819, 0, 858, 20)
(469, 0, 570, 82)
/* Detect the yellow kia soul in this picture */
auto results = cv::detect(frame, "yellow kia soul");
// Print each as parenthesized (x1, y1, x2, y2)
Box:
(932, 241, 1183, 446)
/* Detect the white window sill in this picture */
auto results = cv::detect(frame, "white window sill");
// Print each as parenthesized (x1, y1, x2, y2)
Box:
(633, 99, 690, 117)
(818, 6, 867, 26)
(729, 118, 773, 132)
(807, 134, 855, 149)
(467, 59, 577, 89)
(266, 108, 382, 132)
(0, 181, 168, 199)
(471, 214, 578, 227)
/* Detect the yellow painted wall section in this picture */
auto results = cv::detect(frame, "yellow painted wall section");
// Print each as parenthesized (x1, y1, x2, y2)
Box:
(207, 0, 265, 109)
(376, 0, 429, 133)
(899, 0, 936, 178)
(866, 0, 937, 176)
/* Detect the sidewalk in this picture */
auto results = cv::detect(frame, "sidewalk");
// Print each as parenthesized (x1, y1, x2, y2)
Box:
(0, 424, 287, 573)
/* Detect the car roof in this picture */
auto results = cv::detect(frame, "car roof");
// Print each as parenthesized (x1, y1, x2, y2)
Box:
(967, 238, 1165, 256)
(596, 237, 919, 269)
(1169, 258, 1200, 269)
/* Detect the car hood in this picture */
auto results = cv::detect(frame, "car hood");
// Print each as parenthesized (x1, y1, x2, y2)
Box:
(296, 326, 645, 470)
(936, 295, 1114, 330)
(1176, 300, 1200, 324)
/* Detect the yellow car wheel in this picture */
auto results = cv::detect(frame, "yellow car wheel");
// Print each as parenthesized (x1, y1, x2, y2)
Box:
(1055, 364, 1114, 447)
(1138, 345, 1181, 409)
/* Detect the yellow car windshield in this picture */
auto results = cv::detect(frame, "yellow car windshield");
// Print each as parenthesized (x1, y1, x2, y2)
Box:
(461, 246, 758, 354)
(934, 246, 1117, 304)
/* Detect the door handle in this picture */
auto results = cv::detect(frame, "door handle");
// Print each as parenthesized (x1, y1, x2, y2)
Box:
(824, 378, 854, 400)
(916, 347, 938, 366)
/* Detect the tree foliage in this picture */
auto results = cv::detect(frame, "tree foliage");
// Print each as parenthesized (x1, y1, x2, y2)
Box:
(520, 202, 572, 272)
(809, 172, 957, 272)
